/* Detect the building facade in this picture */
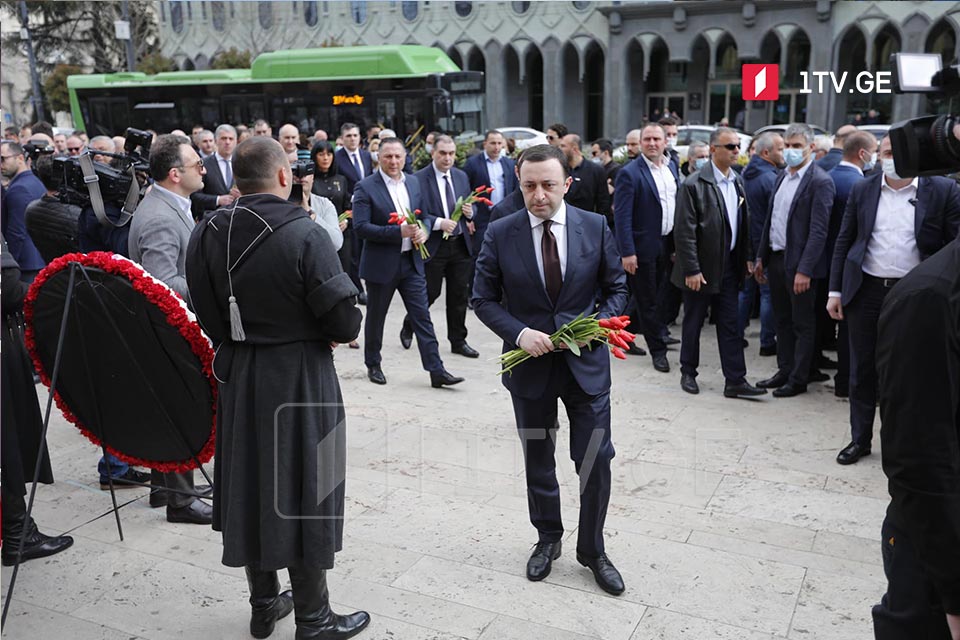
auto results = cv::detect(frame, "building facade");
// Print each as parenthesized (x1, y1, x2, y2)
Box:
(151, 1, 958, 139)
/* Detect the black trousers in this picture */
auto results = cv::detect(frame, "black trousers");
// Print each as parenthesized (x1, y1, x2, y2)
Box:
(626, 241, 670, 356)
(766, 251, 818, 386)
(835, 319, 850, 395)
(347, 224, 363, 293)
(338, 226, 354, 286)
(511, 356, 614, 558)
(150, 470, 199, 509)
(872, 515, 953, 639)
(364, 252, 443, 373)
(679, 254, 747, 384)
(403, 235, 471, 346)
(846, 275, 893, 447)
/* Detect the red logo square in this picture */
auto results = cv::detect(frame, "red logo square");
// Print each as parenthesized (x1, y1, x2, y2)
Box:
(742, 64, 779, 101)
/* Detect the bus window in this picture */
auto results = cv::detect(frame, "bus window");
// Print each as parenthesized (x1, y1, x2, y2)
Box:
(402, 97, 425, 139)
(377, 98, 397, 131)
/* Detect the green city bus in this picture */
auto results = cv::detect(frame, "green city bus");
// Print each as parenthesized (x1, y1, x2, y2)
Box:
(67, 45, 485, 140)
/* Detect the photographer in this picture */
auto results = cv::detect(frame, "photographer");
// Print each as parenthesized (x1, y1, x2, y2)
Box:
(24, 154, 81, 262)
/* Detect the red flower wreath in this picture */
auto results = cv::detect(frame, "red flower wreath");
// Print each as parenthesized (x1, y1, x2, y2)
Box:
(23, 251, 217, 473)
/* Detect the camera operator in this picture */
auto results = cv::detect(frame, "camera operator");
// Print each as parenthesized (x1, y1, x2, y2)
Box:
(1, 140, 46, 281)
(24, 154, 81, 262)
(89, 136, 116, 165)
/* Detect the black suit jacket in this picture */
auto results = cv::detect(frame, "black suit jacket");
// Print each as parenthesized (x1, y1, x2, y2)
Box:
(415, 165, 475, 257)
(829, 173, 960, 305)
(335, 147, 373, 195)
(190, 154, 232, 220)
(489, 189, 525, 225)
(757, 161, 835, 279)
(463, 152, 518, 239)
(566, 158, 611, 217)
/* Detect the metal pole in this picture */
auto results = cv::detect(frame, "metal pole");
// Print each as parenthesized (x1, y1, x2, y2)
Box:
(18, 0, 45, 122)
(121, 0, 135, 72)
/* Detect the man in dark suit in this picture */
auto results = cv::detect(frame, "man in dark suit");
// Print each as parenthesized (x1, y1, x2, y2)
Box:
(671, 127, 767, 398)
(755, 123, 835, 397)
(559, 133, 611, 217)
(816, 124, 857, 173)
(352, 138, 464, 388)
(613, 123, 679, 373)
(400, 135, 479, 358)
(190, 124, 239, 221)
(472, 144, 628, 596)
(463, 130, 518, 245)
(334, 122, 373, 196)
(825, 131, 878, 399)
(828, 135, 960, 465)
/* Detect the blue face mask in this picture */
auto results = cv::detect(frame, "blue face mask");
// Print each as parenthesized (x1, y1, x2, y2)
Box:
(783, 148, 806, 168)
(694, 157, 709, 170)
(862, 151, 877, 172)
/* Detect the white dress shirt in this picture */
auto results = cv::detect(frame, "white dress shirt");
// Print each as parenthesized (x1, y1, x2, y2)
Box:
(379, 168, 414, 252)
(151, 183, 192, 218)
(515, 202, 568, 345)
(485, 153, 505, 206)
(712, 162, 740, 251)
(431, 165, 459, 233)
(769, 158, 813, 251)
(862, 177, 920, 279)
(838, 160, 864, 176)
(641, 154, 677, 236)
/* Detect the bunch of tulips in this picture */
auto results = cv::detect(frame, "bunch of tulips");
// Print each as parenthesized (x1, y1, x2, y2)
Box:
(446, 185, 495, 239)
(337, 209, 352, 224)
(496, 314, 637, 375)
(388, 207, 430, 259)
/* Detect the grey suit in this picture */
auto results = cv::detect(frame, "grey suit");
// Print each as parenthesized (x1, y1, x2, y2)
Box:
(129, 186, 194, 306)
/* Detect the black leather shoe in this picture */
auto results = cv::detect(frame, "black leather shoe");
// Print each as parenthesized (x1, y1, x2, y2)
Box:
(251, 590, 294, 639)
(772, 382, 807, 398)
(576, 552, 625, 595)
(757, 371, 789, 389)
(100, 467, 151, 490)
(150, 483, 213, 508)
(680, 373, 699, 395)
(166, 499, 213, 525)
(1, 529, 74, 566)
(367, 365, 386, 385)
(526, 541, 561, 581)
(836, 442, 871, 465)
(834, 386, 849, 398)
(818, 355, 838, 370)
(399, 324, 413, 350)
(430, 369, 464, 388)
(626, 342, 647, 356)
(652, 354, 670, 373)
(663, 335, 680, 346)
(759, 344, 777, 357)
(724, 381, 768, 399)
(809, 370, 830, 383)
(288, 566, 370, 640)
(451, 342, 479, 358)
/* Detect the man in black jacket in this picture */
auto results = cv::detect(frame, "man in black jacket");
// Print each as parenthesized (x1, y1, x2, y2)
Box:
(559, 133, 610, 217)
(872, 237, 960, 640)
(671, 127, 766, 399)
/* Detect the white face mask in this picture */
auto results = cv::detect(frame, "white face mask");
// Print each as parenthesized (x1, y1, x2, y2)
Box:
(591, 157, 603, 164)
(666, 136, 678, 149)
(862, 151, 877, 172)
(425, 143, 433, 154)
(881, 158, 901, 180)
(370, 151, 379, 163)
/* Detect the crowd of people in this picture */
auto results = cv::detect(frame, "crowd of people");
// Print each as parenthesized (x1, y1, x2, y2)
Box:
(2, 109, 958, 639)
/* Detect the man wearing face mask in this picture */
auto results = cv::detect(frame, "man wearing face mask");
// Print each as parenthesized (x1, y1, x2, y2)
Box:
(739, 132, 784, 358)
(755, 123, 835, 398)
(658, 116, 680, 169)
(683, 141, 710, 177)
(822, 131, 877, 400)
(826, 135, 960, 466)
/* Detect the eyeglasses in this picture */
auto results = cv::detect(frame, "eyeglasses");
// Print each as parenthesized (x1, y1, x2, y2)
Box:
(545, 135, 557, 141)
(177, 160, 205, 172)
(67, 147, 83, 152)
(716, 143, 740, 151)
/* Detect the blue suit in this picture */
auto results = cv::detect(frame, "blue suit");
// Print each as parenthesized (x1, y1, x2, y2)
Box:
(462, 152, 518, 240)
(2, 171, 46, 275)
(817, 147, 843, 173)
(352, 171, 443, 373)
(334, 147, 373, 196)
(830, 172, 960, 448)
(472, 204, 627, 557)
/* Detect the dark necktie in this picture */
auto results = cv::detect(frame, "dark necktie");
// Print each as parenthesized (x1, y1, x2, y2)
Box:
(223, 158, 232, 187)
(541, 219, 562, 305)
(443, 174, 460, 236)
(352, 153, 362, 178)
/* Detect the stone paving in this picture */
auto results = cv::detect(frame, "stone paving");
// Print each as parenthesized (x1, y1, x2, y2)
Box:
(1, 300, 887, 639)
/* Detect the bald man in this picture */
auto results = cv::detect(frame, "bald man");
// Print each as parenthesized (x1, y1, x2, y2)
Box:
(625, 129, 642, 161)
(278, 124, 300, 162)
(817, 124, 858, 173)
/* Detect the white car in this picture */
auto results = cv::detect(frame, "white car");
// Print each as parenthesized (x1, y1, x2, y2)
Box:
(497, 127, 548, 150)
(675, 125, 752, 164)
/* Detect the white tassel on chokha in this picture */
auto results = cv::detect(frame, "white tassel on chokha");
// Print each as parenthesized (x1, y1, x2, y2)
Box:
(228, 295, 246, 342)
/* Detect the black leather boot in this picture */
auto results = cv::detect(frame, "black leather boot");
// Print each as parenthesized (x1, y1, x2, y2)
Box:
(1, 488, 73, 567)
(245, 566, 294, 638)
(288, 566, 370, 640)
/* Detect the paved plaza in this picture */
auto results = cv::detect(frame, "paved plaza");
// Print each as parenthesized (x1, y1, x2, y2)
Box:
(2, 298, 887, 639)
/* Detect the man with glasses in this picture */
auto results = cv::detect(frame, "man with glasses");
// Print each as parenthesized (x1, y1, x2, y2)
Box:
(545, 123, 568, 147)
(1, 141, 46, 281)
(65, 135, 84, 156)
(128, 134, 213, 525)
(671, 127, 767, 398)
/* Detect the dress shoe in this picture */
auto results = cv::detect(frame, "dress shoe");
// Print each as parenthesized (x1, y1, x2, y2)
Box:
(756, 371, 789, 389)
(150, 483, 212, 508)
(834, 386, 849, 398)
(451, 342, 479, 358)
(836, 442, 871, 465)
(742, 338, 749, 348)
(367, 365, 386, 385)
(526, 541, 561, 581)
(576, 552, 625, 595)
(348, 341, 360, 349)
(430, 369, 464, 388)
(626, 343, 647, 356)
(652, 354, 670, 373)
(357, 292, 367, 306)
(1, 528, 74, 566)
(399, 324, 413, 350)
(818, 355, 838, 370)
(759, 344, 777, 357)
(772, 382, 807, 398)
(680, 373, 699, 394)
(100, 467, 151, 490)
(166, 498, 213, 525)
(251, 590, 293, 639)
(723, 381, 768, 399)
(809, 370, 830, 383)
(663, 335, 681, 346)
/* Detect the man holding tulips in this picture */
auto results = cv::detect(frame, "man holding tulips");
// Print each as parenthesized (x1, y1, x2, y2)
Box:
(472, 144, 629, 596)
